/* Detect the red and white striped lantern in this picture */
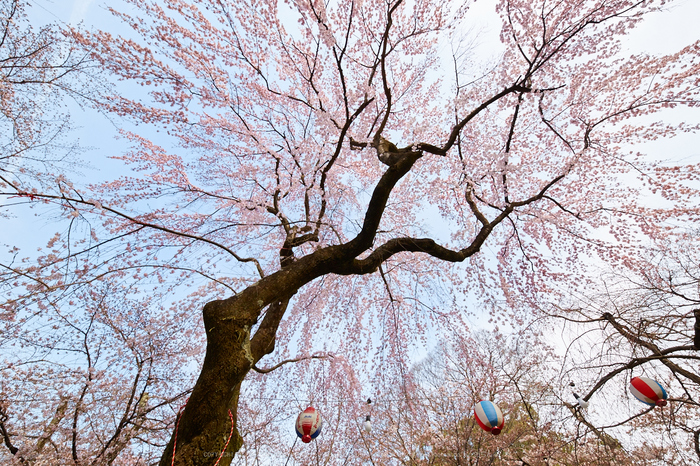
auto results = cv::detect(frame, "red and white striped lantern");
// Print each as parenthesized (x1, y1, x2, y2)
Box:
(630, 376, 668, 407)
(295, 406, 323, 443)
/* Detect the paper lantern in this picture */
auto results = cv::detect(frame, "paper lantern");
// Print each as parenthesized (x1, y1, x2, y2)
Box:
(572, 392, 589, 409)
(474, 400, 504, 435)
(630, 376, 668, 407)
(295, 407, 323, 443)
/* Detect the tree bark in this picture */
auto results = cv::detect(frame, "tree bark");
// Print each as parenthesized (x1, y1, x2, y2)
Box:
(159, 152, 425, 465)
(158, 84, 534, 464)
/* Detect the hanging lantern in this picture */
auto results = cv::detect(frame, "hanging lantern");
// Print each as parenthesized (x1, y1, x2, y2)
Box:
(630, 376, 668, 407)
(474, 400, 504, 435)
(295, 407, 323, 443)
(572, 392, 589, 409)
(363, 415, 372, 433)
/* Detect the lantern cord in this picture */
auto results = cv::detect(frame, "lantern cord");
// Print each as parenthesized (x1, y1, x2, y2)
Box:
(170, 399, 234, 466)
(213, 409, 235, 466)
(171, 398, 188, 466)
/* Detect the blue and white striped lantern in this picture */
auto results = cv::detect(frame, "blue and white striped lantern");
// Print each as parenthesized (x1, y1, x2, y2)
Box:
(474, 400, 504, 435)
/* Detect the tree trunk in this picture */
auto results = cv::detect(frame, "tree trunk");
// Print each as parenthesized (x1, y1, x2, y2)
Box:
(157, 152, 508, 464)
(158, 152, 427, 466)
(159, 246, 356, 465)
(158, 297, 258, 466)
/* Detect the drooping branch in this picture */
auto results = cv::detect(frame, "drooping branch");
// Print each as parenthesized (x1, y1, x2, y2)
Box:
(0, 190, 266, 278)
(252, 355, 331, 374)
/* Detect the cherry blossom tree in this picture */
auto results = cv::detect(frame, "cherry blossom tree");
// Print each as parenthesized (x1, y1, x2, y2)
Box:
(0, 0, 92, 195)
(384, 330, 639, 466)
(2, 0, 700, 464)
(554, 235, 700, 464)
(1, 1, 172, 464)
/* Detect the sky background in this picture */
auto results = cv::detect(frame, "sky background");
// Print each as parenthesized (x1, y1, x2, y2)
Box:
(19, 0, 700, 305)
(45, 0, 700, 148)
(12, 0, 700, 454)
(19, 0, 700, 293)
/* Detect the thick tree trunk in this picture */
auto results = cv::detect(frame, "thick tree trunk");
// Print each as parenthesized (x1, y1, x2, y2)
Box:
(157, 151, 510, 464)
(158, 153, 426, 466)
(158, 299, 257, 466)
(159, 243, 362, 465)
